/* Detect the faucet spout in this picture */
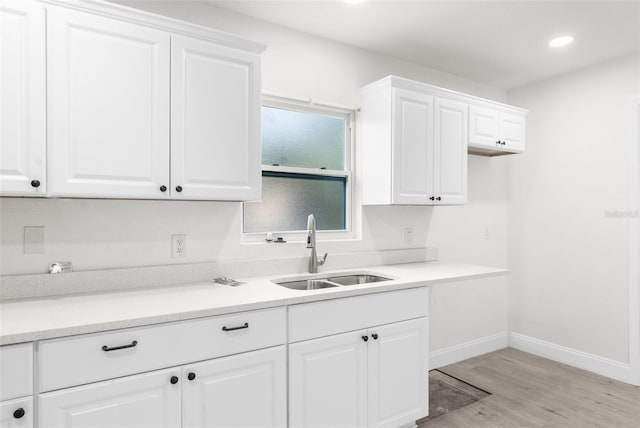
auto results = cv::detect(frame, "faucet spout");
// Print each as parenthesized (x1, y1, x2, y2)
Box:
(306, 214, 327, 273)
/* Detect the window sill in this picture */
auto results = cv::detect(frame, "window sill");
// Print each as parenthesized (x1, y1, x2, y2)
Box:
(241, 230, 360, 245)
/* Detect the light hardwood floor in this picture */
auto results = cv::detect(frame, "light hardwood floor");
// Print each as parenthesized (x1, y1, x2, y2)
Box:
(420, 348, 640, 428)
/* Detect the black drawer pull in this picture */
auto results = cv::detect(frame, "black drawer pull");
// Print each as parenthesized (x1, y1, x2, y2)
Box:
(222, 322, 249, 332)
(13, 408, 25, 419)
(102, 340, 138, 352)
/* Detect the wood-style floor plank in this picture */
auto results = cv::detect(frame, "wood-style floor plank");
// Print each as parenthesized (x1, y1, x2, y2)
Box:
(420, 348, 640, 428)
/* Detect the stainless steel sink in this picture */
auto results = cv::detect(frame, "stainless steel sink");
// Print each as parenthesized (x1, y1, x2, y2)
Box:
(326, 274, 391, 286)
(274, 273, 392, 290)
(276, 279, 339, 291)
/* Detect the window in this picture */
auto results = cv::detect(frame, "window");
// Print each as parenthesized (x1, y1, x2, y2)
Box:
(243, 96, 354, 238)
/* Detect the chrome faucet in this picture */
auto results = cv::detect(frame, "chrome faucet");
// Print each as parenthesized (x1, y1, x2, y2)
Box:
(306, 214, 328, 273)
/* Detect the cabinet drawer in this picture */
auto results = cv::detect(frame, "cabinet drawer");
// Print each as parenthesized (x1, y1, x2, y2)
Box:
(0, 343, 33, 401)
(288, 287, 429, 342)
(40, 307, 285, 392)
(0, 396, 33, 428)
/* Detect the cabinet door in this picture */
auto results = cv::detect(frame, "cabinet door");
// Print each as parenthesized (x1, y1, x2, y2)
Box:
(500, 111, 526, 152)
(391, 89, 434, 204)
(39, 368, 181, 428)
(47, 7, 170, 198)
(171, 35, 261, 201)
(368, 318, 429, 428)
(468, 105, 502, 150)
(0, 0, 46, 196)
(434, 98, 467, 205)
(182, 346, 286, 428)
(0, 343, 33, 402)
(0, 397, 33, 428)
(289, 331, 368, 428)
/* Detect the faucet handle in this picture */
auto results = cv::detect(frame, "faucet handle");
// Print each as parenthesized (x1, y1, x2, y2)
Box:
(318, 253, 328, 266)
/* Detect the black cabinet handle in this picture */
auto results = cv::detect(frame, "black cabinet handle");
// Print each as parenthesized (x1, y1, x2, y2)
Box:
(222, 322, 249, 332)
(160, 185, 167, 192)
(361, 335, 369, 342)
(436, 197, 442, 201)
(372, 333, 378, 340)
(102, 340, 137, 352)
(13, 408, 25, 419)
(30, 179, 40, 188)
(170, 376, 179, 385)
(175, 186, 183, 192)
(187, 372, 196, 381)
(496, 141, 501, 146)
(429, 196, 435, 201)
(501, 141, 507, 146)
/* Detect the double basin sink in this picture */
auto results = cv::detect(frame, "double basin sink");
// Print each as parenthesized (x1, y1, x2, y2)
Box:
(274, 273, 392, 291)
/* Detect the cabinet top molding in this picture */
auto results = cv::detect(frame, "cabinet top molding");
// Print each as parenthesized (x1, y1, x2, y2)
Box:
(360, 75, 528, 116)
(39, 0, 267, 54)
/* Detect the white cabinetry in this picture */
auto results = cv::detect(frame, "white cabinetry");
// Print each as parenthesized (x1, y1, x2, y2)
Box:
(171, 35, 261, 201)
(182, 346, 286, 428)
(288, 287, 430, 428)
(37, 308, 286, 428)
(0, 397, 33, 428)
(0, 343, 33, 428)
(367, 319, 428, 428)
(468, 105, 526, 155)
(10, 0, 263, 201)
(434, 98, 467, 204)
(360, 77, 468, 205)
(47, 6, 171, 199)
(39, 368, 182, 428)
(0, 0, 46, 196)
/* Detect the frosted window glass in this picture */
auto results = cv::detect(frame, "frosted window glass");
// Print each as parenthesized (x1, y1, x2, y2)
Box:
(262, 106, 345, 170)
(244, 172, 346, 233)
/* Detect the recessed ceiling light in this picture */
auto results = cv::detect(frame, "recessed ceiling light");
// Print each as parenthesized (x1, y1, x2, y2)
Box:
(549, 36, 574, 48)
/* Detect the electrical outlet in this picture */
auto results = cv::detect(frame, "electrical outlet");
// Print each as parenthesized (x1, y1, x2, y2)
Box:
(172, 234, 186, 258)
(404, 227, 413, 245)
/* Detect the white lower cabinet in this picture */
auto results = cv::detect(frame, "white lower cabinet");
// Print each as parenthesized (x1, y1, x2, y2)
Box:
(0, 397, 33, 428)
(39, 346, 286, 428)
(182, 346, 286, 428)
(367, 319, 429, 428)
(289, 288, 429, 428)
(39, 368, 181, 428)
(0, 343, 34, 428)
(289, 330, 369, 428)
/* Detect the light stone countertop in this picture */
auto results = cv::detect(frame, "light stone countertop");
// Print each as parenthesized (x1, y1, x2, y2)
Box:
(0, 262, 508, 345)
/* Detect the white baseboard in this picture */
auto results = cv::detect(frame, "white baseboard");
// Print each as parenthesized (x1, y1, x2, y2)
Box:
(429, 332, 509, 370)
(509, 332, 638, 386)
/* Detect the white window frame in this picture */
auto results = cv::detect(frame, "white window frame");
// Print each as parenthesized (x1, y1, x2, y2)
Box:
(242, 95, 357, 244)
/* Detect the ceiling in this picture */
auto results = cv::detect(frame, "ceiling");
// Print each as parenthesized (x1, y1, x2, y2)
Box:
(206, 0, 640, 89)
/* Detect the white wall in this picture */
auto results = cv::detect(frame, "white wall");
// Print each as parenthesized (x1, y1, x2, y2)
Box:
(507, 54, 639, 364)
(0, 0, 511, 354)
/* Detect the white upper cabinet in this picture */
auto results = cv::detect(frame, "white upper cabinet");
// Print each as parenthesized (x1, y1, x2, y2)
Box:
(0, 0, 46, 196)
(47, 6, 171, 198)
(469, 104, 526, 155)
(361, 75, 527, 205)
(171, 35, 261, 200)
(360, 77, 468, 205)
(11, 0, 264, 201)
(434, 97, 467, 204)
(391, 89, 434, 204)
